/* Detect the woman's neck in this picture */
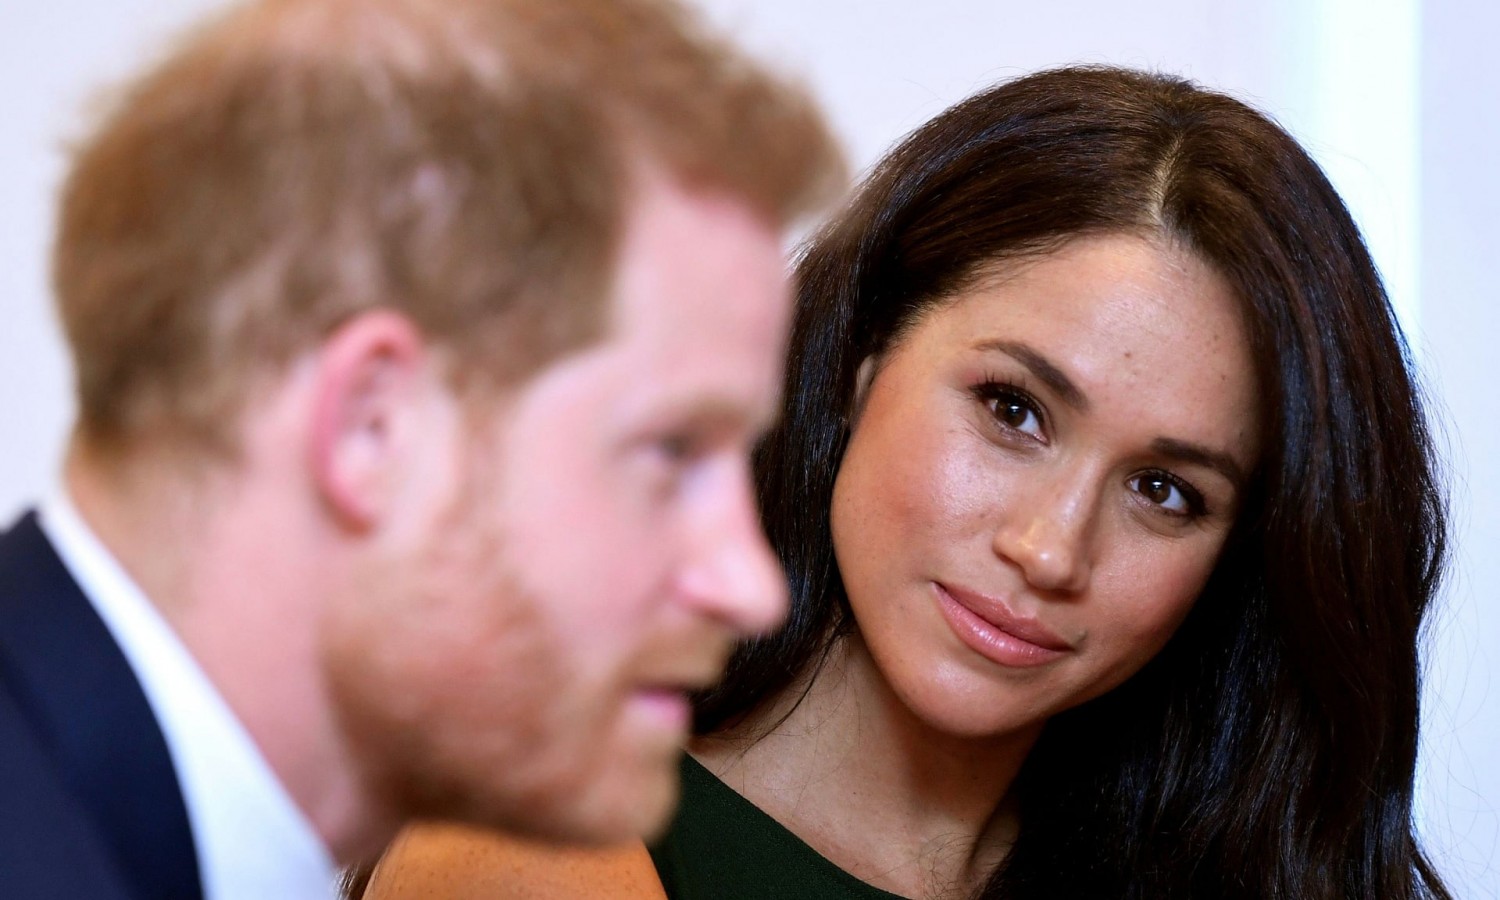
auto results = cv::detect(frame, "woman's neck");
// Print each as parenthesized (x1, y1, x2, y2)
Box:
(691, 634, 1041, 899)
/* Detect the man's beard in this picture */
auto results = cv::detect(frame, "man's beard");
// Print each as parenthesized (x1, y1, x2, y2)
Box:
(318, 475, 587, 836)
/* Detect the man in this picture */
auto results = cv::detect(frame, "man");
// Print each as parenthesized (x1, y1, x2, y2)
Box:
(0, 0, 844, 897)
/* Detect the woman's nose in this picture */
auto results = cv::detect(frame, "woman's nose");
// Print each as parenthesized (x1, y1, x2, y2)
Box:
(991, 470, 1097, 595)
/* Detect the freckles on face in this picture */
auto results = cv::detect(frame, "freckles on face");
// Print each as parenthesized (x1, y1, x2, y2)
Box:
(831, 233, 1261, 740)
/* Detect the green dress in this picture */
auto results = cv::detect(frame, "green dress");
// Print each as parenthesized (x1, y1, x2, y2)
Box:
(649, 754, 909, 900)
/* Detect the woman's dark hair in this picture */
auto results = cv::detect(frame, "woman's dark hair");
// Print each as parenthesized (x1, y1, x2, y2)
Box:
(697, 66, 1450, 899)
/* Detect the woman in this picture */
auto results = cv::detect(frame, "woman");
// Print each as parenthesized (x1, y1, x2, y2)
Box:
(361, 65, 1451, 899)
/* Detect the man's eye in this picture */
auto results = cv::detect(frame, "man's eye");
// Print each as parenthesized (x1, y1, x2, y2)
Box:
(656, 434, 695, 462)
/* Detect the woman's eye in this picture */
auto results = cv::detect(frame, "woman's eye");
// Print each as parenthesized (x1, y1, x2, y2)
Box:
(1129, 472, 1202, 517)
(985, 391, 1044, 438)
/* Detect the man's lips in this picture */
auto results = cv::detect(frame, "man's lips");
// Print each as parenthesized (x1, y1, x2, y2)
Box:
(629, 668, 716, 732)
(934, 582, 1073, 667)
(632, 652, 732, 711)
(636, 671, 720, 696)
(628, 688, 693, 732)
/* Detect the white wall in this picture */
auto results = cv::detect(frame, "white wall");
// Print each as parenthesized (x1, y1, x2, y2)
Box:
(2, 2, 1494, 894)
(1, 0, 218, 517)
(1414, 0, 1500, 894)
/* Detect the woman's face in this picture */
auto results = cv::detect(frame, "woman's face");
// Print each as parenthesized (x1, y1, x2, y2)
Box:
(830, 233, 1261, 740)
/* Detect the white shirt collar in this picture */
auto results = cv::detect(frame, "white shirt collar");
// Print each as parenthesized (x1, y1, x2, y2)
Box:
(38, 490, 339, 900)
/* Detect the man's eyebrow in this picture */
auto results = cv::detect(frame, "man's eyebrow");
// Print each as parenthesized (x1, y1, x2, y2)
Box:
(1151, 437, 1248, 487)
(973, 339, 1089, 411)
(646, 395, 772, 437)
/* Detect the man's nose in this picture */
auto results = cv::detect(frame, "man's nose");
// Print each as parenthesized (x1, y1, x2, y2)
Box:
(677, 468, 788, 636)
(991, 468, 1097, 595)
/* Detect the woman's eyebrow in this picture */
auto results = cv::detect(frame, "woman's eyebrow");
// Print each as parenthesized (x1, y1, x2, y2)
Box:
(1151, 437, 1248, 487)
(974, 339, 1090, 411)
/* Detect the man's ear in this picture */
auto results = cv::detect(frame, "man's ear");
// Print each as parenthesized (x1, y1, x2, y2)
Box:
(308, 310, 438, 532)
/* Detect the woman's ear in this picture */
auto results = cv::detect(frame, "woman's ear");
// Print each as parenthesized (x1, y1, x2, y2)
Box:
(307, 310, 438, 532)
(849, 355, 878, 428)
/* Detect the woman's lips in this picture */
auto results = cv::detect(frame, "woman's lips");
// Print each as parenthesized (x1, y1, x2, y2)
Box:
(934, 582, 1072, 668)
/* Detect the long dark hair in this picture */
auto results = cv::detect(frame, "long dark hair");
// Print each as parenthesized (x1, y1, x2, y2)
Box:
(697, 66, 1450, 899)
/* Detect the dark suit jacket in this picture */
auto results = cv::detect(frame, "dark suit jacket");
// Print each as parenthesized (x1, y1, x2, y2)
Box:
(0, 511, 202, 900)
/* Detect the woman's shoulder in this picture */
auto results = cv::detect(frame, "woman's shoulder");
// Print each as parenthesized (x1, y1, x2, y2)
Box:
(650, 753, 908, 900)
(355, 752, 909, 899)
